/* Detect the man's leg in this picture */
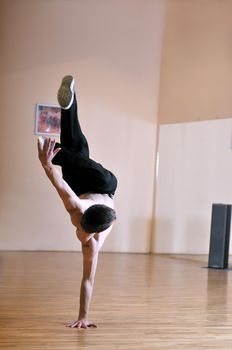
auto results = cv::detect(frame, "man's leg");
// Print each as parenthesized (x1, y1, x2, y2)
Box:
(53, 76, 89, 166)
(53, 75, 117, 196)
(57, 75, 89, 157)
(60, 94, 89, 157)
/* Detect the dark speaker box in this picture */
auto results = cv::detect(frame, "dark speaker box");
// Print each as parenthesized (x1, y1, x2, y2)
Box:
(208, 204, 231, 269)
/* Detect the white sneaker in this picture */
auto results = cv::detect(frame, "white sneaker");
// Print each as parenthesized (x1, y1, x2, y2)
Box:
(57, 75, 75, 110)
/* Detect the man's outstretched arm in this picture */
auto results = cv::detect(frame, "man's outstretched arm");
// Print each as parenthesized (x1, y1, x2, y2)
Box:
(66, 237, 99, 329)
(37, 137, 80, 211)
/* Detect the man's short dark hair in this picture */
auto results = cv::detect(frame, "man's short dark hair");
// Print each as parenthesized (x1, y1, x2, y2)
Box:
(81, 204, 116, 233)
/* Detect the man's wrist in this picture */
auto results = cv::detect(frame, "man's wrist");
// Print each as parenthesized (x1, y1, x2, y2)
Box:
(78, 312, 88, 320)
(43, 163, 53, 172)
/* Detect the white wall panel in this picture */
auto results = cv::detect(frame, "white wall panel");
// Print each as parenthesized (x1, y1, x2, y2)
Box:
(154, 119, 232, 253)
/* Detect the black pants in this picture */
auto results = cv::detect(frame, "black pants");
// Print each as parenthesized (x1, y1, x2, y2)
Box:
(52, 95, 117, 197)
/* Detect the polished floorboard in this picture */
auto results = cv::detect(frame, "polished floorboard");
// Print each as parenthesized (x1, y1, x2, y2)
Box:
(1, 252, 232, 349)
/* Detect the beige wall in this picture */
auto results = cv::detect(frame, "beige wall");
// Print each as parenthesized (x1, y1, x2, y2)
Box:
(153, 0, 232, 254)
(0, 0, 166, 252)
(154, 119, 232, 254)
(159, 0, 232, 124)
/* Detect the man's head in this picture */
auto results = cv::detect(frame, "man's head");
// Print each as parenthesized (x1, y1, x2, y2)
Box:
(81, 204, 116, 233)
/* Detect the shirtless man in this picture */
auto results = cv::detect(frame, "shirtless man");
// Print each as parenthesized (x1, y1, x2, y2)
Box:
(37, 76, 117, 329)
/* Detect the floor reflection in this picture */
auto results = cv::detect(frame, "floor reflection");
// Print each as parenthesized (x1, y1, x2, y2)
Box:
(206, 268, 228, 324)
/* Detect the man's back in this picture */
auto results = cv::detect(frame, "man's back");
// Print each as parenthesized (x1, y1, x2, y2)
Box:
(68, 193, 114, 245)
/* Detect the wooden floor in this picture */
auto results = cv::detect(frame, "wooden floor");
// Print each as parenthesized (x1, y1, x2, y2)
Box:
(1, 252, 232, 349)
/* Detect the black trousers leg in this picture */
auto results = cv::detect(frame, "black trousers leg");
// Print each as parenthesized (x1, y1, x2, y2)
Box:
(60, 94, 89, 156)
(52, 95, 117, 196)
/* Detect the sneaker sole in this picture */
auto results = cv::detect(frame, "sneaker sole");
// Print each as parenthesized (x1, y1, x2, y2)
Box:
(57, 75, 75, 109)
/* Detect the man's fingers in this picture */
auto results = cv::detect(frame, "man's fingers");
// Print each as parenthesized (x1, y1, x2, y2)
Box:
(72, 323, 78, 328)
(37, 137, 44, 151)
(48, 138, 53, 151)
(37, 137, 59, 157)
(37, 138, 42, 152)
(66, 322, 77, 328)
(48, 139, 58, 155)
(43, 137, 50, 152)
(44, 138, 55, 155)
(50, 138, 56, 148)
(66, 320, 96, 329)
(53, 147, 61, 157)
